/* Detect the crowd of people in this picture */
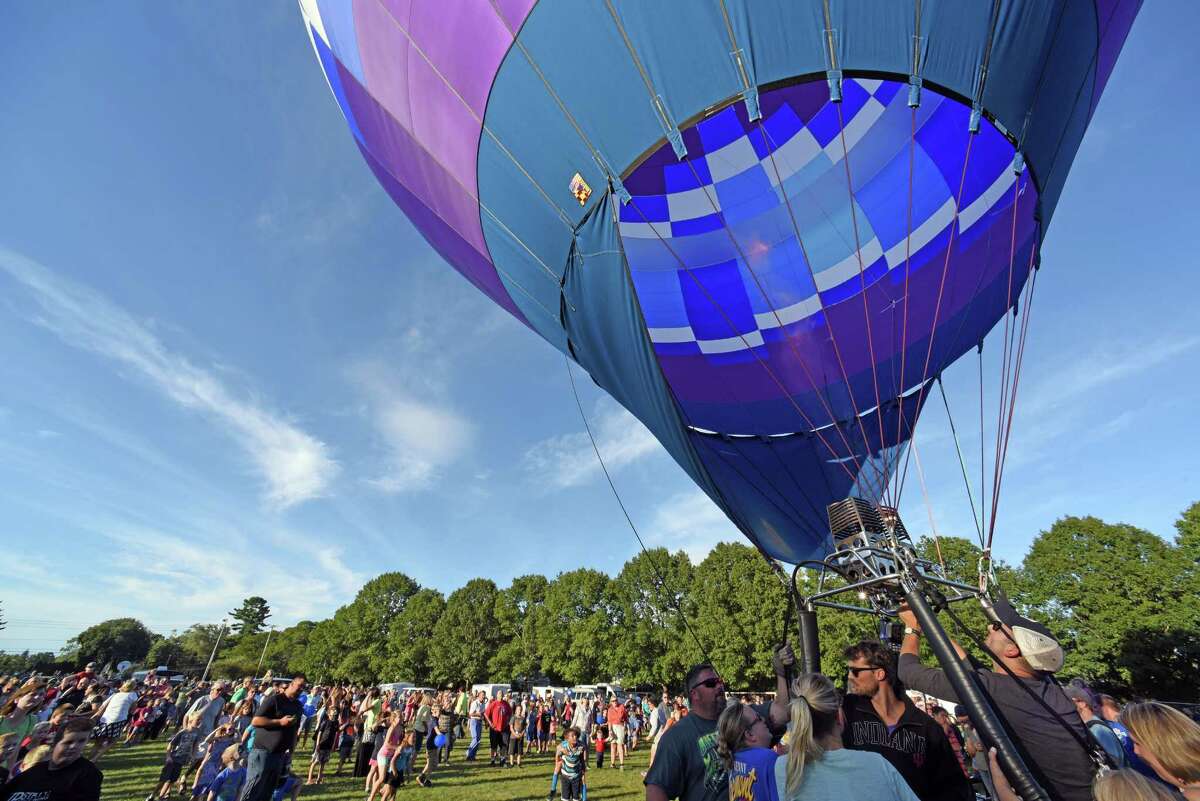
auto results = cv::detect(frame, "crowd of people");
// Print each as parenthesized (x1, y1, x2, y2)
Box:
(0, 597, 1197, 801)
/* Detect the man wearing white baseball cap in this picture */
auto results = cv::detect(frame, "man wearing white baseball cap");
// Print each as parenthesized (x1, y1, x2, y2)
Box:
(896, 591, 1096, 801)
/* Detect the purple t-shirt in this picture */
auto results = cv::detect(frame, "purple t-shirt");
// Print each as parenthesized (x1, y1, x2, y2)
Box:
(728, 747, 779, 801)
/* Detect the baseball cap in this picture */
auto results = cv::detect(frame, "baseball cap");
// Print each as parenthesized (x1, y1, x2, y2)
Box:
(988, 590, 1064, 673)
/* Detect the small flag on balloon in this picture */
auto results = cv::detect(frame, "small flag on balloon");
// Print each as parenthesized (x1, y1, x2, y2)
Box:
(569, 172, 592, 206)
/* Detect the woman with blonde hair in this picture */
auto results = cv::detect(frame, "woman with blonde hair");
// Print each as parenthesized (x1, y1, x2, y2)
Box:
(987, 748, 1179, 801)
(773, 673, 918, 801)
(89, 679, 138, 761)
(1120, 701, 1200, 799)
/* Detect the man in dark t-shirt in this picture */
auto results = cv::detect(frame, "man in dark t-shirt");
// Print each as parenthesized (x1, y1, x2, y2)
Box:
(645, 649, 793, 801)
(239, 675, 307, 801)
(1, 718, 102, 801)
(898, 595, 1097, 801)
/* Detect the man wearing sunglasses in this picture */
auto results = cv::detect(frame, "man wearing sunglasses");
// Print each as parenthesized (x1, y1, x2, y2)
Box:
(644, 646, 793, 801)
(841, 640, 971, 801)
(897, 593, 1096, 801)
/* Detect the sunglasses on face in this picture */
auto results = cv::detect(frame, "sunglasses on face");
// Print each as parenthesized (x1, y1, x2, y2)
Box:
(742, 709, 765, 732)
(690, 678, 724, 691)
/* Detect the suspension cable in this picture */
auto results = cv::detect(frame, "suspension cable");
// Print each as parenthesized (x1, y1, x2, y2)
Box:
(937, 376, 984, 547)
(562, 355, 714, 666)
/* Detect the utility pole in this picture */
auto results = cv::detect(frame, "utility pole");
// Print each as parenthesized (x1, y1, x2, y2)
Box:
(201, 620, 227, 683)
(255, 628, 274, 678)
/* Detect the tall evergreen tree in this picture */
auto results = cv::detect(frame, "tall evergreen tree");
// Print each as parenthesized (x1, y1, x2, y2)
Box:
(228, 596, 272, 636)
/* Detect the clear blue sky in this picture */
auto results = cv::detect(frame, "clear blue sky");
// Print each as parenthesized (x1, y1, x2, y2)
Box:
(2, 3, 1196, 654)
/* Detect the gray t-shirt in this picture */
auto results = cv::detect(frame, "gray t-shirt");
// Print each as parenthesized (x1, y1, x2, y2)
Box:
(644, 704, 770, 801)
(898, 654, 1096, 801)
(188, 694, 226, 736)
(775, 748, 920, 801)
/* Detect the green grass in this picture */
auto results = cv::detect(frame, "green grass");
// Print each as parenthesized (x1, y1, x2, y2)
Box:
(96, 738, 651, 801)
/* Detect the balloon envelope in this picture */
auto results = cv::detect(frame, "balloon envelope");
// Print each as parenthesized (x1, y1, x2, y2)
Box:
(300, 0, 1140, 562)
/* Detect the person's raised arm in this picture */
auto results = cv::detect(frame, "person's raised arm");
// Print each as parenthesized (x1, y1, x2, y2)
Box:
(768, 643, 795, 730)
(898, 608, 967, 660)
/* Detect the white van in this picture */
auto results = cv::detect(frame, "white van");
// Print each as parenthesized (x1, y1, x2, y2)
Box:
(471, 683, 510, 699)
(595, 683, 625, 701)
(530, 685, 568, 702)
(379, 682, 415, 695)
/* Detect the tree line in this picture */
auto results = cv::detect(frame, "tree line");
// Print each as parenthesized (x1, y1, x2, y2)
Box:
(5, 502, 1197, 701)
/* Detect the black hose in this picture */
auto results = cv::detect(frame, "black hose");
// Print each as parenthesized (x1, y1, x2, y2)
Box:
(796, 609, 821, 675)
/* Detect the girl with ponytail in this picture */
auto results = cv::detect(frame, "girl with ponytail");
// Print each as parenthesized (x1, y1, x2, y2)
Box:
(772, 674, 919, 801)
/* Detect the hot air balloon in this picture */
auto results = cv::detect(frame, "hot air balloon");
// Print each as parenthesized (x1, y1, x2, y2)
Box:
(299, 3, 1140, 797)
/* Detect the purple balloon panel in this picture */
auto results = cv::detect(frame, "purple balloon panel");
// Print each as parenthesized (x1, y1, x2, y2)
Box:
(314, 0, 537, 324)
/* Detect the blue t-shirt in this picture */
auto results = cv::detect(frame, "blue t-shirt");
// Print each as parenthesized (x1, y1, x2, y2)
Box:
(1103, 719, 1161, 780)
(208, 767, 246, 801)
(729, 747, 779, 801)
(272, 775, 300, 801)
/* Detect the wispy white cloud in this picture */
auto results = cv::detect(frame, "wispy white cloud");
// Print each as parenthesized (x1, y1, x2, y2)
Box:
(0, 247, 339, 507)
(522, 398, 662, 489)
(1022, 334, 1200, 416)
(96, 519, 362, 623)
(644, 489, 738, 562)
(349, 355, 474, 493)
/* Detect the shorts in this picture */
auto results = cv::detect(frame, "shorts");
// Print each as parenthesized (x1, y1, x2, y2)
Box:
(159, 758, 184, 783)
(338, 739, 354, 760)
(489, 729, 504, 751)
(310, 749, 330, 765)
(508, 736, 523, 757)
(560, 774, 583, 801)
(537, 728, 549, 742)
(298, 715, 312, 732)
(611, 724, 625, 743)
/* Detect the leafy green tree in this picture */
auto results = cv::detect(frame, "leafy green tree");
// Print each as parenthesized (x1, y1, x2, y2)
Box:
(1020, 516, 1185, 692)
(537, 569, 616, 685)
(334, 573, 420, 679)
(145, 636, 189, 670)
(228, 597, 272, 636)
(608, 549, 694, 687)
(62, 618, 155, 666)
(1173, 501, 1200, 617)
(490, 575, 549, 681)
(269, 621, 317, 677)
(690, 543, 788, 691)
(177, 624, 226, 670)
(384, 589, 445, 683)
(0, 651, 63, 674)
(429, 579, 503, 686)
(291, 618, 348, 683)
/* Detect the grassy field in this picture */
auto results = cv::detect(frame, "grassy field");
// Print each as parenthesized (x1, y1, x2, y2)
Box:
(96, 738, 651, 801)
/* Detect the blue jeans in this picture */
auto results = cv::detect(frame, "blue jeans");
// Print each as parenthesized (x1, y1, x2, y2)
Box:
(465, 719, 482, 760)
(239, 748, 285, 801)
